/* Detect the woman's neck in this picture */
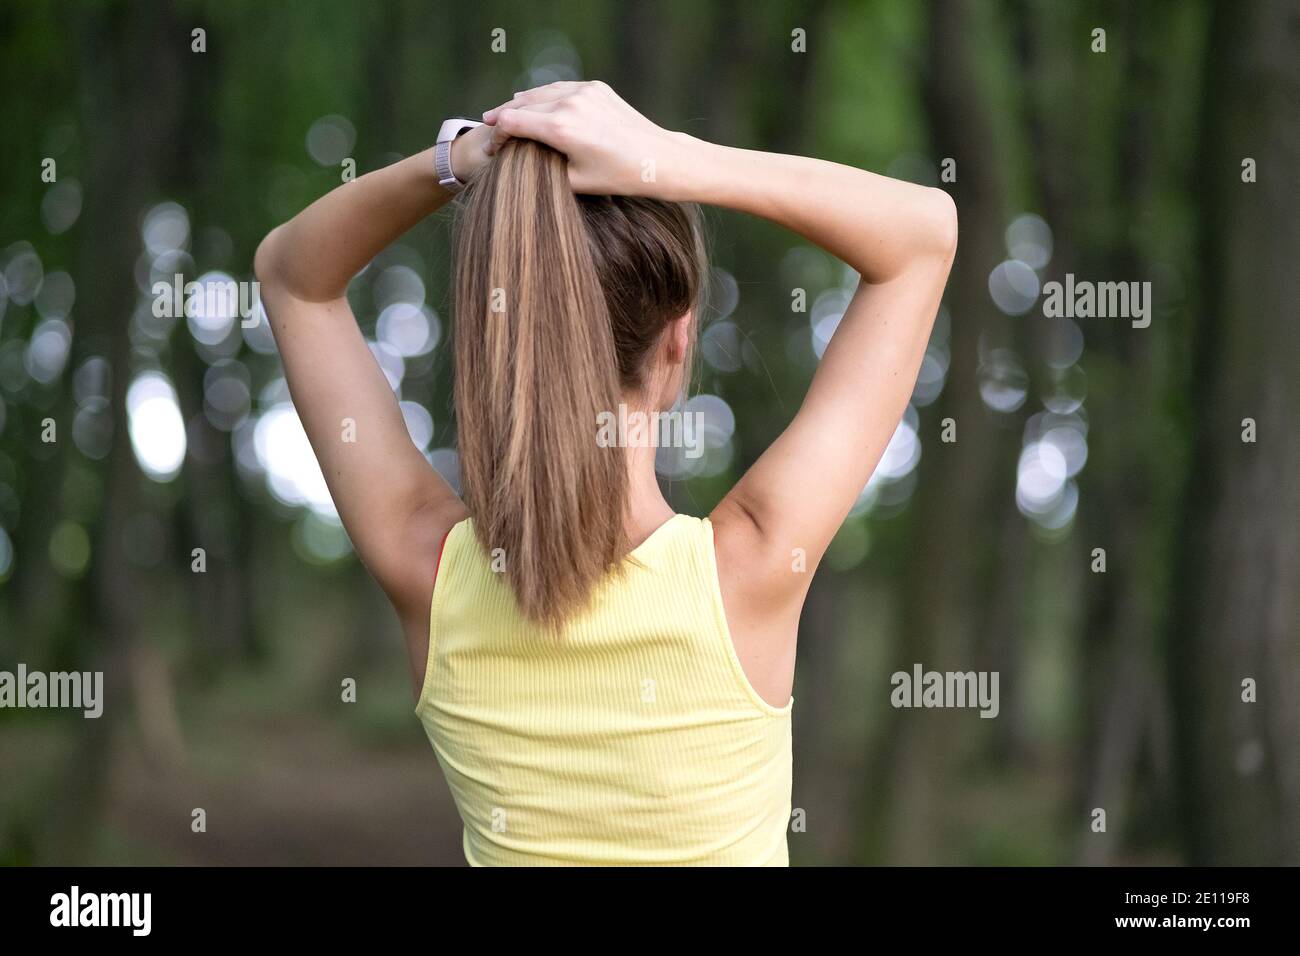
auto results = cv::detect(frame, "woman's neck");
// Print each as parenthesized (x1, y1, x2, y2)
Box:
(624, 433, 675, 550)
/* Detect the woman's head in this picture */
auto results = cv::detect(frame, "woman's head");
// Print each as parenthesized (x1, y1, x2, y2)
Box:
(452, 138, 706, 625)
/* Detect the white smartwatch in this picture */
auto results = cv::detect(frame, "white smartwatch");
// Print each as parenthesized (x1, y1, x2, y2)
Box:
(435, 118, 484, 193)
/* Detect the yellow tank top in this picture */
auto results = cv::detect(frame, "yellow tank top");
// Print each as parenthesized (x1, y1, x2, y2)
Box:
(415, 513, 793, 866)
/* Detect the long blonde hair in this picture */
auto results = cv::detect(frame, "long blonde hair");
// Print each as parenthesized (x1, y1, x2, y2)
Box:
(453, 139, 706, 626)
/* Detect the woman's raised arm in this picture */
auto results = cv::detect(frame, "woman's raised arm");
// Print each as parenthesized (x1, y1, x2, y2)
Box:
(685, 141, 957, 588)
(253, 128, 494, 670)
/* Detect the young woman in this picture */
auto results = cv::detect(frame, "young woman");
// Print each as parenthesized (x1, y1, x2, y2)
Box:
(255, 80, 956, 866)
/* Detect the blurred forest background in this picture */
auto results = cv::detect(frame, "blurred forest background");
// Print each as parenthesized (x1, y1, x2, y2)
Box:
(1, 0, 1297, 866)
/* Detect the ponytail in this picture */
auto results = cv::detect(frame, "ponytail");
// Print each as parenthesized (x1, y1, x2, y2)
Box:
(454, 140, 627, 626)
(453, 139, 706, 627)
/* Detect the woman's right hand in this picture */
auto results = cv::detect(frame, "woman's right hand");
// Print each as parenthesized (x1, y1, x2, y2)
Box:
(480, 80, 699, 199)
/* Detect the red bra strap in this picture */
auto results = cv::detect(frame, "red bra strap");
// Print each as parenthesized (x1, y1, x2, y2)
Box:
(432, 527, 452, 587)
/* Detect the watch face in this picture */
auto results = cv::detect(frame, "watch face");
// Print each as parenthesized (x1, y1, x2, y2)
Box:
(438, 118, 482, 143)
(434, 118, 465, 143)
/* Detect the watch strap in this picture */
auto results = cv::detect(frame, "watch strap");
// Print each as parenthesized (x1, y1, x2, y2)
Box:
(436, 119, 484, 192)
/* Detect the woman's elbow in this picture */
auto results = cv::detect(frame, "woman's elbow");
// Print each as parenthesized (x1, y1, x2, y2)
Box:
(253, 225, 286, 288)
(925, 187, 959, 260)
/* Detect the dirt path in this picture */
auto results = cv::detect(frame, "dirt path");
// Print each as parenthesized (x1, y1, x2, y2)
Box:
(103, 713, 467, 866)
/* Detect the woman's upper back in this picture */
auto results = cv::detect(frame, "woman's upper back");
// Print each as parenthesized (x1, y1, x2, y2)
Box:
(415, 512, 793, 866)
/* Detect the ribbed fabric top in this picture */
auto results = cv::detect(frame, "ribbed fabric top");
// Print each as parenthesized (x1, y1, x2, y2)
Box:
(415, 513, 793, 866)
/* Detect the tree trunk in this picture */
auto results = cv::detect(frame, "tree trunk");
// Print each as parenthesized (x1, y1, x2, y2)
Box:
(1167, 0, 1300, 865)
(41, 0, 194, 859)
(869, 0, 1019, 864)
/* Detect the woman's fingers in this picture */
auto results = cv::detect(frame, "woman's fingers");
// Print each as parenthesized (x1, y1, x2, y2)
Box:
(484, 102, 563, 155)
(483, 81, 578, 124)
